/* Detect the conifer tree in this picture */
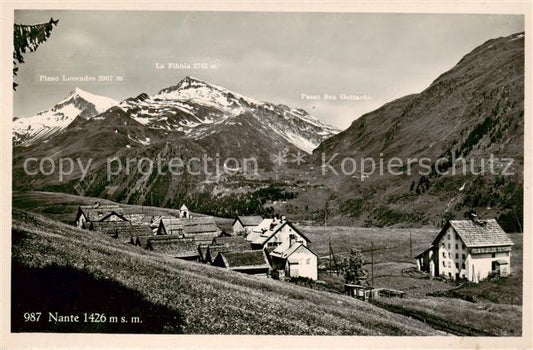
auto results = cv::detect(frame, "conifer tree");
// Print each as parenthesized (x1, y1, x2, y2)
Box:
(13, 17, 59, 90)
(342, 248, 366, 284)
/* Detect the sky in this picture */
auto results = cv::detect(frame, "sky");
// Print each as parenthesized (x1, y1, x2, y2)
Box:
(14, 11, 524, 130)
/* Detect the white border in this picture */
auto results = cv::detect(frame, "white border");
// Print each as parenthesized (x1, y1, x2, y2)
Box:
(1, 1, 531, 349)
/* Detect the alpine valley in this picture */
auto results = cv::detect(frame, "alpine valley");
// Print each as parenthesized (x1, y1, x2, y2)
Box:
(13, 33, 524, 230)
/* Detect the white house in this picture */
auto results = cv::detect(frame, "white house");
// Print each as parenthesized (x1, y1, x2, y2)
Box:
(246, 217, 310, 251)
(245, 216, 318, 280)
(416, 215, 514, 282)
(270, 243, 318, 280)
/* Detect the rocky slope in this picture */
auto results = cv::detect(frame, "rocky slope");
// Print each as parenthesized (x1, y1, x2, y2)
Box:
(13, 88, 118, 145)
(304, 32, 524, 230)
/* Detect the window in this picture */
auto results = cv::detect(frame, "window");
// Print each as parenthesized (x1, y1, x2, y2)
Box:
(447, 234, 450, 240)
(442, 252, 446, 258)
(462, 263, 466, 269)
(455, 233, 459, 240)
(442, 261, 446, 267)
(306, 258, 311, 264)
(492, 253, 496, 258)
(455, 263, 459, 269)
(462, 254, 466, 260)
(455, 253, 458, 259)
(448, 243, 451, 249)
(448, 261, 451, 268)
(449, 253, 452, 258)
(462, 244, 466, 250)
(289, 234, 296, 240)
(455, 244, 458, 249)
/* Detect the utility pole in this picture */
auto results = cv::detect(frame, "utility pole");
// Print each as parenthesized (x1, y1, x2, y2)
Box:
(409, 231, 413, 259)
(371, 240, 374, 288)
(328, 237, 331, 274)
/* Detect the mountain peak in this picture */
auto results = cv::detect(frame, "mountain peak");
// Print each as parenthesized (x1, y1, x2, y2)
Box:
(69, 87, 85, 96)
(182, 75, 205, 84)
(154, 76, 266, 110)
(61, 88, 118, 113)
(13, 88, 119, 146)
(160, 75, 216, 95)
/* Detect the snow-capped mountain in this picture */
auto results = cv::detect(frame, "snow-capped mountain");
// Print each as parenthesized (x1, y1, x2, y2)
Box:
(117, 76, 339, 153)
(13, 88, 118, 145)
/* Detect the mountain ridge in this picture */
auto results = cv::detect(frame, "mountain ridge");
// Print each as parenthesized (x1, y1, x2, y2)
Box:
(13, 88, 119, 145)
(305, 31, 524, 229)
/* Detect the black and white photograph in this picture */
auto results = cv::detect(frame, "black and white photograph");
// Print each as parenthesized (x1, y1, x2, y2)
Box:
(2, 2, 531, 347)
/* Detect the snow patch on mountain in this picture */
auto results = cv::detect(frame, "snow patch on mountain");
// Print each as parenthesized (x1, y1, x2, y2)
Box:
(13, 88, 118, 145)
(119, 76, 339, 152)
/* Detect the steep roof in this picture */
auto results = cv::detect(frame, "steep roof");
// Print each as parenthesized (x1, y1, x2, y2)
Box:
(212, 236, 251, 249)
(151, 215, 174, 228)
(91, 221, 153, 241)
(147, 237, 199, 258)
(124, 213, 152, 225)
(270, 243, 317, 259)
(206, 245, 231, 263)
(79, 205, 124, 222)
(198, 244, 209, 261)
(235, 215, 263, 227)
(160, 217, 219, 236)
(136, 234, 198, 248)
(160, 218, 184, 235)
(251, 220, 311, 246)
(433, 219, 514, 248)
(414, 245, 434, 259)
(251, 219, 275, 233)
(125, 225, 154, 238)
(91, 220, 131, 234)
(216, 250, 270, 269)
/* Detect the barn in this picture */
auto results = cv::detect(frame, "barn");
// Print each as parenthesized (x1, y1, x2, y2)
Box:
(211, 236, 251, 249)
(145, 237, 200, 261)
(416, 215, 514, 282)
(90, 221, 152, 243)
(232, 215, 263, 235)
(212, 250, 270, 277)
(75, 203, 126, 229)
(157, 217, 220, 245)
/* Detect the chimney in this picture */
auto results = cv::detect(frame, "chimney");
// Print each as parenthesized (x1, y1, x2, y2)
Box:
(469, 213, 483, 226)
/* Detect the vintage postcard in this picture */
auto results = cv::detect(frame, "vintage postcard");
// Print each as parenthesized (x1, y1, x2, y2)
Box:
(1, 1, 531, 349)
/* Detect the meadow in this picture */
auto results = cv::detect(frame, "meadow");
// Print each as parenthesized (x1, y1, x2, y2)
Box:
(11, 191, 523, 335)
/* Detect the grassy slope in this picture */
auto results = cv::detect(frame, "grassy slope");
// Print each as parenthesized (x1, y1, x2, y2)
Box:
(11, 209, 440, 335)
(304, 226, 453, 296)
(12, 190, 232, 227)
(304, 225, 522, 336)
(374, 297, 521, 336)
